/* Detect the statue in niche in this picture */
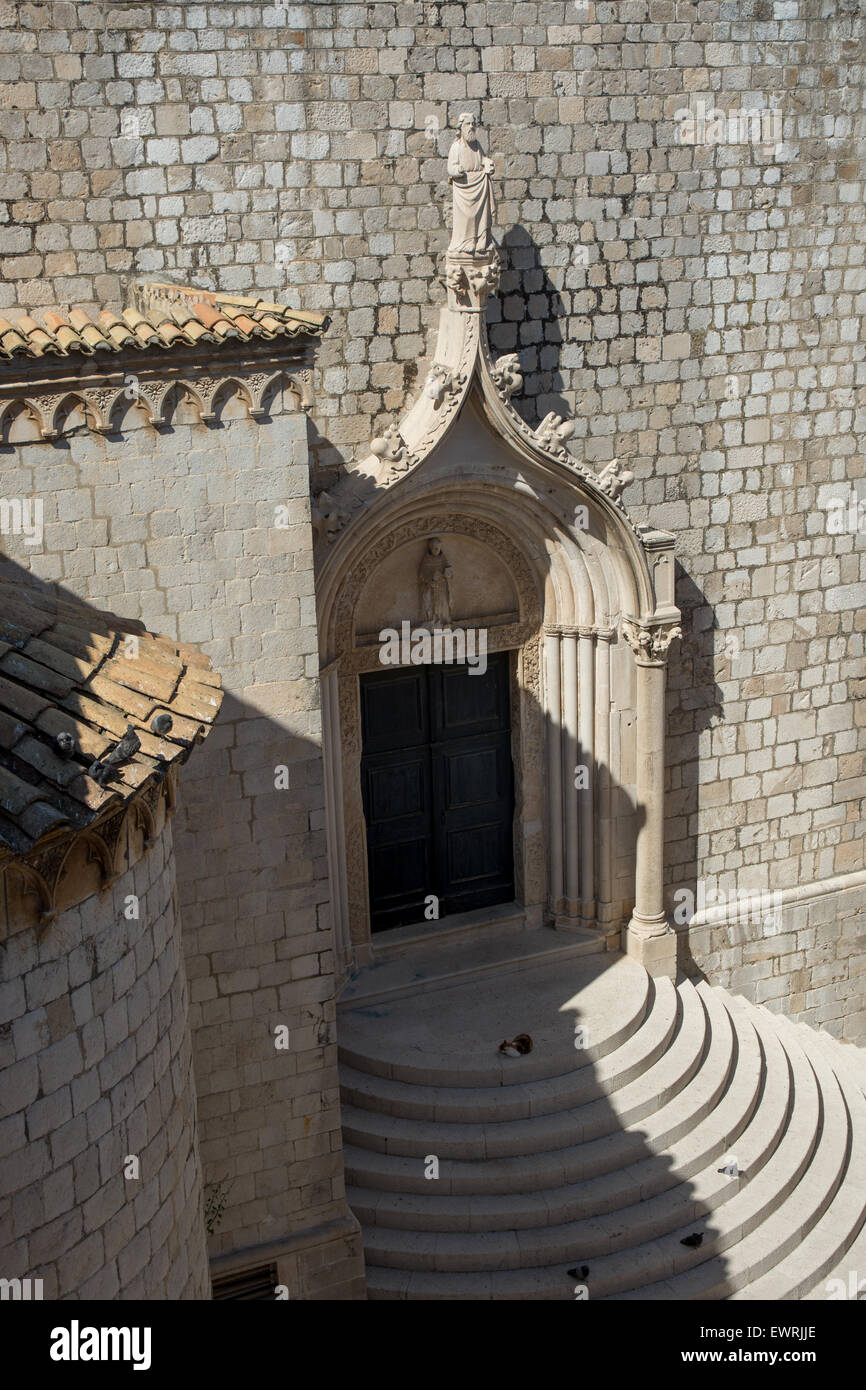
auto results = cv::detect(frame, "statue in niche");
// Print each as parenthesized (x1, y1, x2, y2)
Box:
(447, 114, 495, 255)
(418, 536, 453, 624)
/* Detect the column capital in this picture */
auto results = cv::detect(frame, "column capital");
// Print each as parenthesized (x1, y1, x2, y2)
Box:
(621, 618, 682, 666)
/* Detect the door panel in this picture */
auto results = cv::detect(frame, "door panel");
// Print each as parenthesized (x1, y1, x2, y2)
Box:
(360, 667, 428, 753)
(361, 747, 433, 931)
(432, 654, 510, 739)
(360, 652, 514, 932)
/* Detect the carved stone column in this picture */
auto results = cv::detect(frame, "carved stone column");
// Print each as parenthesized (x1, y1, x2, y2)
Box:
(577, 627, 595, 924)
(561, 628, 580, 919)
(621, 618, 681, 979)
(594, 628, 615, 926)
(544, 628, 564, 914)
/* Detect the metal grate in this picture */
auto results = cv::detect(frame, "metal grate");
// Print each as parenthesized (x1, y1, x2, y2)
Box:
(212, 1263, 279, 1301)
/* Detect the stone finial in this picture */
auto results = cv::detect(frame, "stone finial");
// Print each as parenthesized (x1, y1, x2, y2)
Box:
(424, 364, 463, 403)
(534, 412, 575, 457)
(370, 422, 406, 463)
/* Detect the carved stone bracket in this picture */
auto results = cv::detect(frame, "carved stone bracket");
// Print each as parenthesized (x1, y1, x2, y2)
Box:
(442, 251, 501, 312)
(621, 618, 682, 666)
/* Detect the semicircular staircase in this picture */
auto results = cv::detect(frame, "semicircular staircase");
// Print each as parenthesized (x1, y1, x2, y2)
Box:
(338, 942, 866, 1300)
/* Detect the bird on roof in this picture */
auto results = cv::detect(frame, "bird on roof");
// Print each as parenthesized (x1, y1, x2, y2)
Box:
(87, 724, 142, 785)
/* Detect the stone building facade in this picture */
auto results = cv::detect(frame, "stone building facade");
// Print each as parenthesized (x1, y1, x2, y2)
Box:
(0, 576, 221, 1299)
(0, 0, 863, 1302)
(0, 286, 366, 1297)
(0, 0, 862, 1036)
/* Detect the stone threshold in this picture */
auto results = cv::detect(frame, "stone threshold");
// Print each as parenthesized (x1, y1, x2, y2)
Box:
(338, 903, 607, 1009)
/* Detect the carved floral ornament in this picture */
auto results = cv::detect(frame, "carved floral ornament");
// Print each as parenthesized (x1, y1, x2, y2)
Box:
(621, 618, 683, 665)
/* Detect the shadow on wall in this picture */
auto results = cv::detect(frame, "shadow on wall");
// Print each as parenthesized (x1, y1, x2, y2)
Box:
(488, 223, 571, 424)
(485, 224, 723, 975)
(0, 558, 363, 1300)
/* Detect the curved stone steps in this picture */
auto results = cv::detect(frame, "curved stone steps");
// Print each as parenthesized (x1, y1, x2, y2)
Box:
(345, 987, 736, 1197)
(348, 993, 774, 1237)
(344, 960, 865, 1301)
(341, 972, 693, 1125)
(358, 982, 732, 1192)
(607, 1042, 847, 1300)
(355, 1012, 825, 1285)
(342, 979, 695, 1159)
(338, 952, 651, 1089)
(732, 1023, 866, 1301)
(802, 1214, 866, 1301)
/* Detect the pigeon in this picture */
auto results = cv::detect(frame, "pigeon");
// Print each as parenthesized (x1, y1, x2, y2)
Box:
(498, 1033, 533, 1057)
(567, 1265, 589, 1281)
(150, 712, 173, 736)
(87, 724, 142, 786)
(55, 731, 75, 758)
(680, 1232, 703, 1249)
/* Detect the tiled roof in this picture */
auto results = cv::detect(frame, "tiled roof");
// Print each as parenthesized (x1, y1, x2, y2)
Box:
(0, 572, 223, 857)
(0, 279, 329, 362)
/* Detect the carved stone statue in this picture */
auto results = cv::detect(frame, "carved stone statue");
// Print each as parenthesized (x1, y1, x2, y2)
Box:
(447, 114, 495, 255)
(311, 490, 349, 545)
(418, 536, 453, 624)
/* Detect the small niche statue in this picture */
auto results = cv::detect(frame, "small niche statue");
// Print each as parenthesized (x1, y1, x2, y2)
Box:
(447, 113, 495, 255)
(418, 536, 453, 625)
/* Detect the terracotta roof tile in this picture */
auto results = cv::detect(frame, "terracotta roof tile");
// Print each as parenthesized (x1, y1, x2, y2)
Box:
(0, 279, 329, 362)
(0, 571, 223, 857)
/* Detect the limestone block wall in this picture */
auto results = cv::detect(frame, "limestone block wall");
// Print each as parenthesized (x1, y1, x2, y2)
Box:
(0, 816, 209, 1300)
(0, 3, 862, 1033)
(682, 875, 866, 1042)
(0, 387, 364, 1296)
(0, 2, 861, 881)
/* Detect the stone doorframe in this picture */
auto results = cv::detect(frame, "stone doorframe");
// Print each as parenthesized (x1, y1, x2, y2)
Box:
(314, 236, 682, 980)
(320, 510, 545, 972)
(318, 487, 683, 983)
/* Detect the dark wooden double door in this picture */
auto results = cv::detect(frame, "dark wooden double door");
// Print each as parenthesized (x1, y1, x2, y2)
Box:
(360, 652, 515, 932)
